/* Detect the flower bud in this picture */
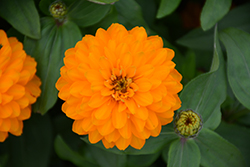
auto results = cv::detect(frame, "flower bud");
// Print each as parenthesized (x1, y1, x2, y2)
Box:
(174, 109, 202, 138)
(49, 1, 67, 20)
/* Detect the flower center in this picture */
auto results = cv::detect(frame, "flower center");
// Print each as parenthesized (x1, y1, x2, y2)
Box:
(0, 44, 2, 49)
(174, 109, 202, 138)
(105, 74, 137, 102)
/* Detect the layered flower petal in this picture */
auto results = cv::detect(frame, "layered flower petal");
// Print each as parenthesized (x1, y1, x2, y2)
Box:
(0, 30, 41, 142)
(56, 23, 182, 150)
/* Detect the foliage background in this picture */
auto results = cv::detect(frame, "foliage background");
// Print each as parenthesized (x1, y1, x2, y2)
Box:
(0, 0, 250, 166)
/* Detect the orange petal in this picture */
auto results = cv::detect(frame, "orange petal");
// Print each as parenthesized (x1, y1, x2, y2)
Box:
(131, 116, 145, 132)
(135, 64, 154, 78)
(0, 118, 11, 131)
(94, 100, 115, 120)
(149, 48, 167, 66)
(96, 28, 110, 44)
(1, 93, 13, 105)
(0, 131, 8, 142)
(102, 138, 115, 149)
(15, 96, 29, 109)
(88, 93, 110, 108)
(6, 84, 25, 100)
(81, 117, 95, 132)
(17, 107, 31, 120)
(104, 129, 120, 143)
(9, 118, 19, 132)
(97, 119, 114, 136)
(133, 92, 153, 106)
(134, 106, 148, 120)
(150, 123, 162, 137)
(0, 104, 12, 118)
(134, 78, 152, 92)
(72, 120, 87, 135)
(124, 99, 137, 114)
(112, 109, 127, 129)
(88, 130, 103, 144)
(115, 136, 131, 150)
(145, 110, 159, 130)
(9, 101, 21, 118)
(131, 122, 150, 140)
(118, 121, 132, 139)
(130, 135, 145, 149)
(118, 101, 127, 112)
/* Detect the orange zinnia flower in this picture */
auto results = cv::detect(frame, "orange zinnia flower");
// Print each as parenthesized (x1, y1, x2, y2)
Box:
(56, 23, 182, 150)
(0, 30, 41, 142)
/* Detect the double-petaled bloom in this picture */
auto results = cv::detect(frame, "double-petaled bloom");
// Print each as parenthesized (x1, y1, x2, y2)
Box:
(0, 30, 41, 142)
(56, 23, 182, 150)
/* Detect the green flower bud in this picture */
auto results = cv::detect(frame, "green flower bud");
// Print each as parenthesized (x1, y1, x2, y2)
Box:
(174, 109, 202, 138)
(49, 1, 67, 19)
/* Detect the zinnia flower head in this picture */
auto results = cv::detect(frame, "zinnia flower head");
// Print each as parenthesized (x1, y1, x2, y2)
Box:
(56, 23, 182, 150)
(0, 30, 41, 142)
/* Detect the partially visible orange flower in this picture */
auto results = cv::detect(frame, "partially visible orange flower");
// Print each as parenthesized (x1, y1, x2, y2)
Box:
(56, 23, 182, 150)
(0, 30, 41, 142)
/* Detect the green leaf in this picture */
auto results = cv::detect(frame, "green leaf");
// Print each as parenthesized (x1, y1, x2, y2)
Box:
(219, 28, 250, 110)
(215, 121, 250, 165)
(0, 0, 40, 39)
(156, 0, 182, 19)
(54, 135, 99, 167)
(200, 0, 232, 31)
(177, 3, 250, 50)
(0, 154, 8, 167)
(24, 17, 82, 114)
(67, 0, 111, 27)
(126, 152, 161, 167)
(82, 124, 179, 155)
(179, 26, 227, 130)
(195, 128, 245, 167)
(115, 0, 149, 30)
(7, 114, 52, 167)
(86, 144, 127, 167)
(88, 0, 119, 4)
(168, 139, 200, 167)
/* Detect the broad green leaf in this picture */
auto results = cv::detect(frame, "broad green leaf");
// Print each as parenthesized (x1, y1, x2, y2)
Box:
(82, 124, 179, 155)
(67, 0, 111, 27)
(24, 17, 82, 114)
(7, 114, 52, 167)
(156, 0, 182, 19)
(0, 154, 8, 167)
(126, 152, 161, 167)
(54, 135, 99, 167)
(0, 0, 40, 39)
(200, 0, 232, 31)
(86, 144, 127, 167)
(219, 28, 250, 110)
(88, 0, 119, 4)
(177, 3, 250, 50)
(85, 5, 118, 34)
(195, 128, 245, 167)
(179, 26, 226, 130)
(215, 121, 250, 165)
(115, 0, 149, 30)
(168, 139, 200, 167)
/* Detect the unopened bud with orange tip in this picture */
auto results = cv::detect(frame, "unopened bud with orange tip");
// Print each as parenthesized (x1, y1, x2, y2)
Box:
(174, 109, 202, 138)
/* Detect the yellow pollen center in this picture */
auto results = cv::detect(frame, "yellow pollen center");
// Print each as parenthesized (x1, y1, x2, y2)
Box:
(107, 75, 134, 102)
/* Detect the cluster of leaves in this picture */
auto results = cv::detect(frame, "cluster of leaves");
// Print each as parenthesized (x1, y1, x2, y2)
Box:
(0, 0, 250, 167)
